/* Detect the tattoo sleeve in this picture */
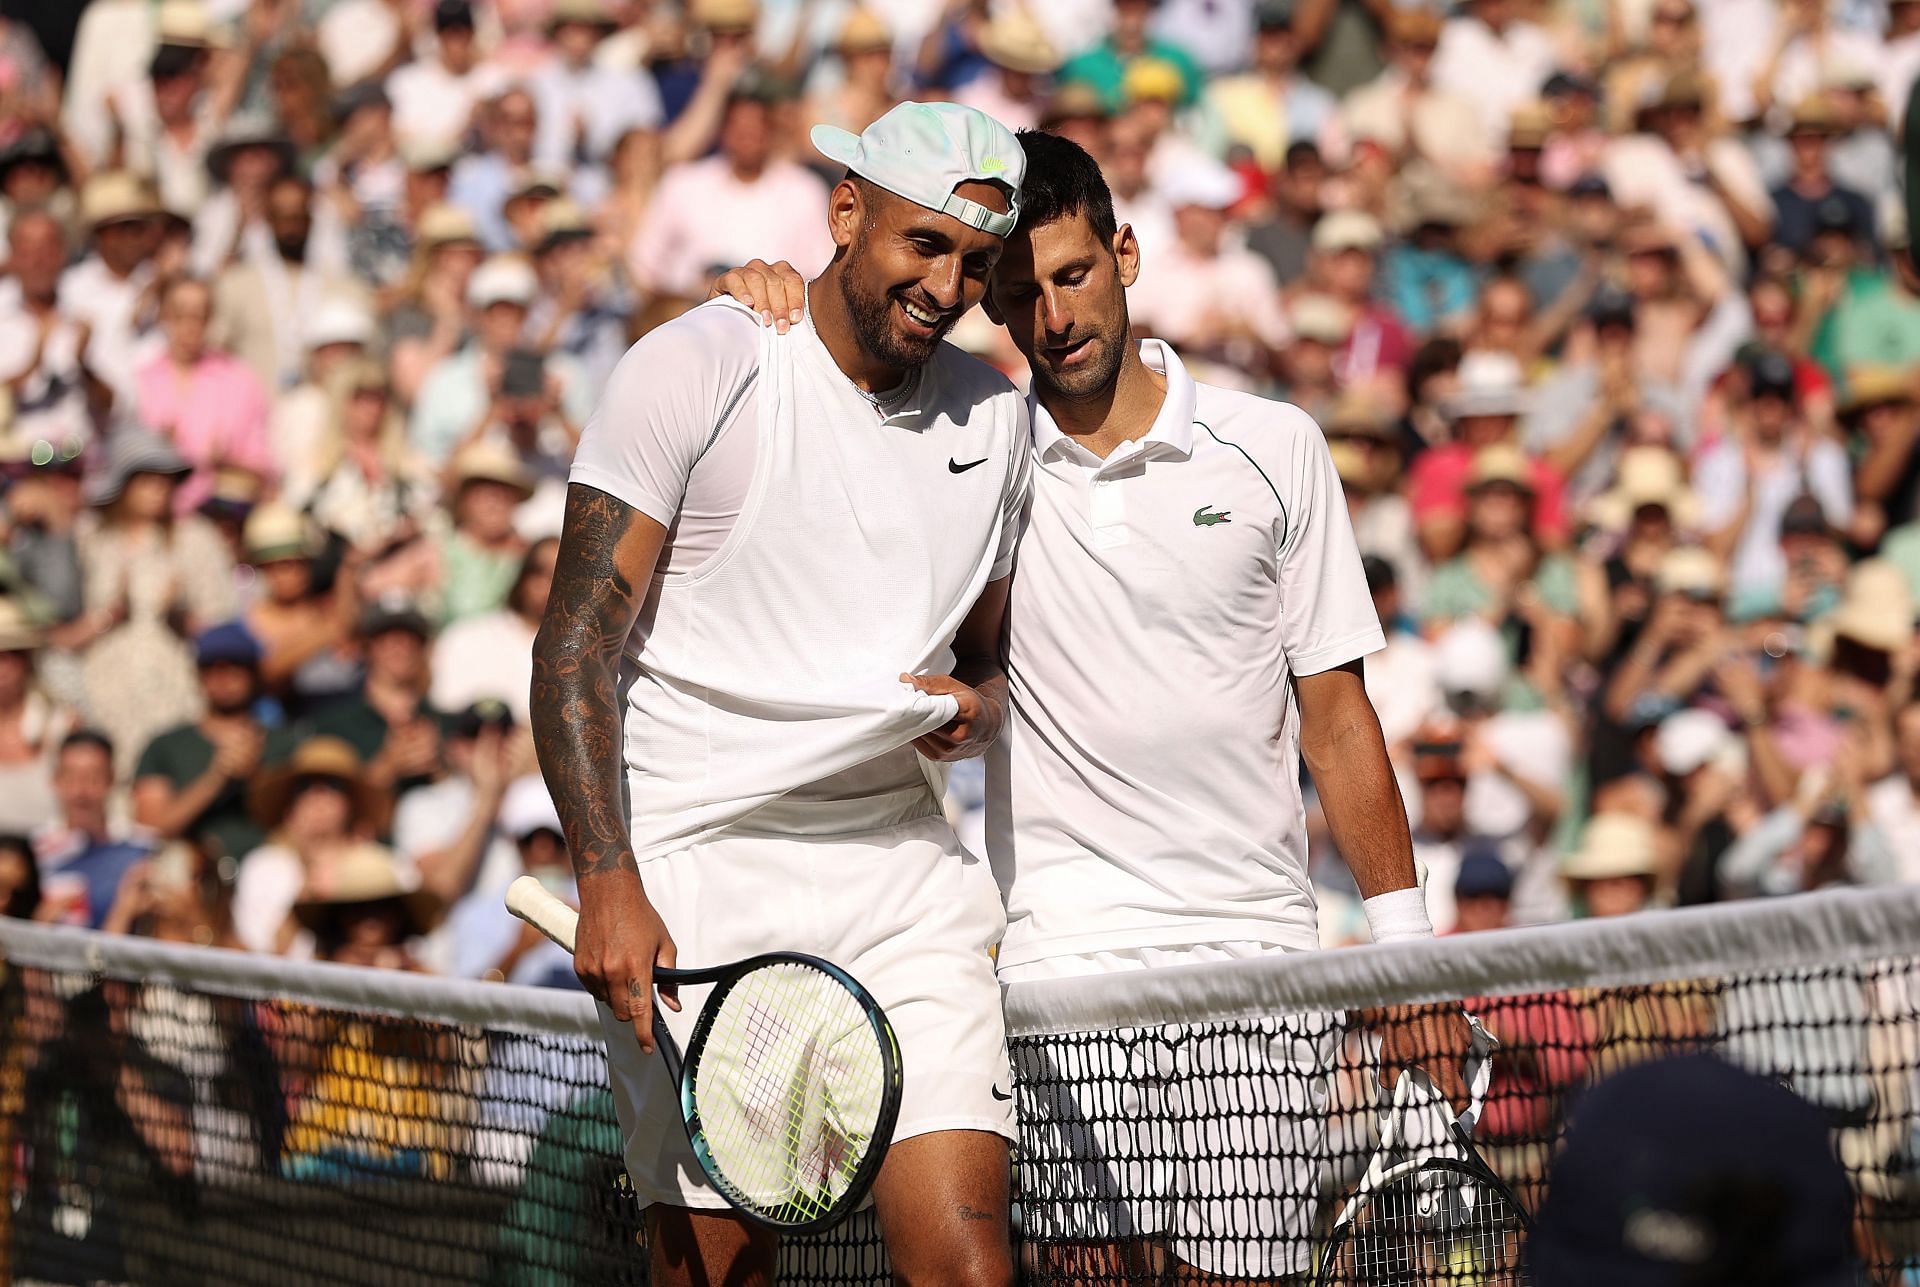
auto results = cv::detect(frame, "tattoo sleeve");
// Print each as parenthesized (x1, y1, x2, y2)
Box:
(531, 484, 655, 880)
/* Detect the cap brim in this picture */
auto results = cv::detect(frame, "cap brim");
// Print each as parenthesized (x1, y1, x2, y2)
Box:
(810, 123, 862, 170)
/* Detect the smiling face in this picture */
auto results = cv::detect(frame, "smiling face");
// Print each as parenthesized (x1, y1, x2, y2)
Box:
(832, 178, 1008, 370)
(988, 212, 1137, 402)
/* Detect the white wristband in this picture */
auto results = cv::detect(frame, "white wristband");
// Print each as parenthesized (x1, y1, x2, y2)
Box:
(1363, 888, 1434, 944)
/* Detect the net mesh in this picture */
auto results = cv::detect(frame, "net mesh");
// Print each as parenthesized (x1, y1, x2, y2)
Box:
(3, 888, 1918, 1284)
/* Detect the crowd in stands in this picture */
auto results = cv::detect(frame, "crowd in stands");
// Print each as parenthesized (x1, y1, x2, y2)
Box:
(0, 0, 1916, 979)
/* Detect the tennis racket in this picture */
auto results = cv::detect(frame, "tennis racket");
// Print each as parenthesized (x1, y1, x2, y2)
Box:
(1315, 1063, 1531, 1286)
(505, 875, 904, 1234)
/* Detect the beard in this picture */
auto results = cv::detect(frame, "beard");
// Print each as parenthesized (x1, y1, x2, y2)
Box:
(1029, 320, 1129, 403)
(837, 236, 958, 371)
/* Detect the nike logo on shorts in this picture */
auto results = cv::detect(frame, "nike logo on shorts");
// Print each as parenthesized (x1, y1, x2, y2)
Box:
(991, 1083, 1012, 1101)
(949, 457, 989, 474)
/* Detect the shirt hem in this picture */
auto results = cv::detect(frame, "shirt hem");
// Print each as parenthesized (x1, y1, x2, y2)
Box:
(996, 919, 1323, 970)
(1288, 625, 1387, 677)
(565, 463, 678, 530)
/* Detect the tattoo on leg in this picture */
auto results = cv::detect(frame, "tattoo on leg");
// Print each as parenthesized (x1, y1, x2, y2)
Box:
(957, 1205, 995, 1223)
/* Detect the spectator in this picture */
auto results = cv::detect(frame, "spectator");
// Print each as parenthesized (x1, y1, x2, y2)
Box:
(32, 730, 151, 929)
(1451, 850, 1514, 933)
(953, 10, 1059, 134)
(0, 597, 69, 834)
(58, 172, 163, 417)
(1562, 811, 1661, 917)
(1332, 398, 1421, 602)
(302, 357, 438, 566)
(291, 839, 441, 970)
(232, 735, 388, 955)
(1768, 98, 1875, 258)
(1195, 1, 1337, 172)
(0, 831, 35, 919)
(1422, 443, 1578, 631)
(1843, 368, 1920, 549)
(309, 593, 443, 800)
(431, 537, 553, 725)
(625, 89, 832, 309)
(0, 212, 93, 462)
(1429, 0, 1556, 149)
(271, 298, 380, 506)
(527, 202, 629, 397)
(447, 86, 542, 253)
(1343, 9, 1494, 187)
(76, 432, 237, 767)
(385, 202, 485, 406)
(530, 0, 663, 175)
(385, 0, 509, 156)
(1360, 556, 1441, 751)
(457, 774, 575, 986)
(134, 276, 277, 514)
(1059, 0, 1205, 113)
(392, 697, 520, 974)
(212, 174, 367, 394)
(431, 441, 533, 625)
(131, 620, 293, 864)
(1407, 352, 1567, 563)
(4, 448, 87, 628)
(810, 9, 901, 137)
(239, 503, 358, 709)
(1310, 211, 1412, 393)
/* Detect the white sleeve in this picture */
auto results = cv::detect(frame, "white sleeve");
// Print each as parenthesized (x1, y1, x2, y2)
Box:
(1270, 406, 1387, 676)
(990, 400, 1033, 581)
(567, 303, 761, 528)
(1692, 442, 1744, 531)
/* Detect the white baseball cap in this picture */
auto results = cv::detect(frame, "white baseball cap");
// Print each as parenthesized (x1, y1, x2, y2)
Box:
(304, 297, 375, 351)
(467, 255, 538, 310)
(1158, 157, 1243, 212)
(500, 775, 563, 839)
(811, 101, 1024, 237)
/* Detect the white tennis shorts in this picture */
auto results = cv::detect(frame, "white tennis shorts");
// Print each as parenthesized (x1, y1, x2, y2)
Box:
(599, 812, 1016, 1211)
(1002, 943, 1338, 1280)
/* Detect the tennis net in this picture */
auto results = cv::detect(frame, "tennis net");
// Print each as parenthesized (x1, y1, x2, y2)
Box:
(3, 887, 1918, 1284)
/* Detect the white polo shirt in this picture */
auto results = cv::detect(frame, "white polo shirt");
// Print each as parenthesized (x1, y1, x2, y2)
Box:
(986, 341, 1384, 968)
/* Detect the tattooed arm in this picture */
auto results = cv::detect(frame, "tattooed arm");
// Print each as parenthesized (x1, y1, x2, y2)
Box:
(531, 482, 680, 1053)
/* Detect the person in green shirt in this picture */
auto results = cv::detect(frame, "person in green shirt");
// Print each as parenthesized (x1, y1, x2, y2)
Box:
(1058, 0, 1205, 111)
(1808, 219, 1920, 376)
(130, 622, 298, 864)
(435, 440, 534, 625)
(1422, 443, 1579, 632)
(309, 594, 447, 802)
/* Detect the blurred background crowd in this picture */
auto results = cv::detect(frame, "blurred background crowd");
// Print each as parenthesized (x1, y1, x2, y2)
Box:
(0, 0, 1914, 977)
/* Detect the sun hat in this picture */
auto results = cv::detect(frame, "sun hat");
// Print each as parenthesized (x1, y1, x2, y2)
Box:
(1288, 292, 1352, 343)
(1828, 559, 1914, 654)
(83, 428, 191, 507)
(80, 171, 163, 232)
(416, 203, 480, 249)
(0, 598, 45, 653)
(291, 841, 444, 938)
(1839, 366, 1912, 421)
(242, 502, 320, 565)
(1325, 390, 1396, 439)
(1654, 546, 1725, 599)
(450, 440, 535, 500)
(1586, 447, 1700, 531)
(1467, 442, 1534, 492)
(206, 111, 296, 184)
(1433, 619, 1510, 701)
(978, 10, 1061, 74)
(1312, 209, 1383, 254)
(811, 101, 1024, 238)
(1561, 812, 1659, 881)
(547, 0, 615, 31)
(303, 297, 376, 352)
(835, 7, 892, 54)
(1442, 351, 1530, 420)
(249, 736, 384, 829)
(1529, 1055, 1858, 1286)
(466, 255, 539, 310)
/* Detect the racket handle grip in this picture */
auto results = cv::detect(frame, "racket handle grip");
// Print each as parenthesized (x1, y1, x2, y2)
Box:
(506, 875, 579, 952)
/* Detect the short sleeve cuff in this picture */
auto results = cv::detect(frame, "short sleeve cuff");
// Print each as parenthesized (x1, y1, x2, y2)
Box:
(1288, 625, 1387, 678)
(566, 464, 680, 531)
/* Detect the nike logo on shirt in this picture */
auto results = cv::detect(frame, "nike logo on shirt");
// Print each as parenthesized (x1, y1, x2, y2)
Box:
(949, 457, 989, 474)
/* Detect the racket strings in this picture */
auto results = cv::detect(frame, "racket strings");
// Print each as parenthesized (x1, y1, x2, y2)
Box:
(689, 963, 886, 1224)
(1327, 1168, 1527, 1286)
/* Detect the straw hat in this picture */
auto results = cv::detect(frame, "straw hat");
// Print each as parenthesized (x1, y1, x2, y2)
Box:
(199, 465, 266, 518)
(466, 255, 539, 310)
(689, 0, 758, 30)
(1386, 7, 1442, 44)
(1654, 546, 1724, 599)
(1442, 351, 1530, 420)
(249, 736, 385, 830)
(1562, 812, 1659, 882)
(1586, 446, 1701, 531)
(1312, 210, 1383, 255)
(156, 0, 221, 48)
(1786, 96, 1844, 137)
(84, 428, 191, 507)
(836, 7, 892, 54)
(0, 597, 44, 653)
(1325, 390, 1396, 440)
(1467, 442, 1534, 492)
(291, 842, 444, 939)
(1839, 366, 1913, 421)
(1828, 559, 1914, 654)
(242, 502, 320, 565)
(979, 10, 1061, 74)
(416, 203, 480, 250)
(450, 440, 535, 500)
(547, 0, 615, 31)
(535, 199, 593, 251)
(1289, 292, 1353, 344)
(206, 111, 296, 184)
(80, 171, 163, 232)
(1507, 101, 1553, 149)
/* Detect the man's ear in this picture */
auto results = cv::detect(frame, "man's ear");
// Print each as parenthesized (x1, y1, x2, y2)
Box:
(828, 179, 863, 249)
(1114, 224, 1142, 290)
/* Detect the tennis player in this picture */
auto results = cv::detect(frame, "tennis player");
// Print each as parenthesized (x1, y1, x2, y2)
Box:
(717, 130, 1474, 1283)
(531, 103, 1031, 1284)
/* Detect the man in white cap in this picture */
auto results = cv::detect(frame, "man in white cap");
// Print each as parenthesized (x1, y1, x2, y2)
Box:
(532, 102, 1031, 1281)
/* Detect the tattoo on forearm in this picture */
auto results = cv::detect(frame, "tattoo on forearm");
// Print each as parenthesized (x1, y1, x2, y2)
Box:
(532, 485, 644, 880)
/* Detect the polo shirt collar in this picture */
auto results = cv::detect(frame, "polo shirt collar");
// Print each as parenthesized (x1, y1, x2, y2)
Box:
(1029, 338, 1198, 461)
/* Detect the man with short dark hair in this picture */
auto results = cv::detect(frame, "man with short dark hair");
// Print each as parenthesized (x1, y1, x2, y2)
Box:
(34, 730, 154, 929)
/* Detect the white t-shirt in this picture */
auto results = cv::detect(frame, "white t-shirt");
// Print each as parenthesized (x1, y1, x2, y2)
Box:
(1694, 436, 1853, 597)
(431, 609, 538, 726)
(625, 158, 834, 301)
(988, 341, 1385, 968)
(387, 58, 510, 154)
(570, 299, 1031, 858)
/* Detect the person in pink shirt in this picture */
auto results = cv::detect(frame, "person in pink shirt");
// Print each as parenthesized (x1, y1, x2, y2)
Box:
(1407, 351, 1568, 562)
(134, 276, 277, 514)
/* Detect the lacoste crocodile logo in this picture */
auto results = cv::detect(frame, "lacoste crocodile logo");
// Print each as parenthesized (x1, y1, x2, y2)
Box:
(1193, 506, 1232, 526)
